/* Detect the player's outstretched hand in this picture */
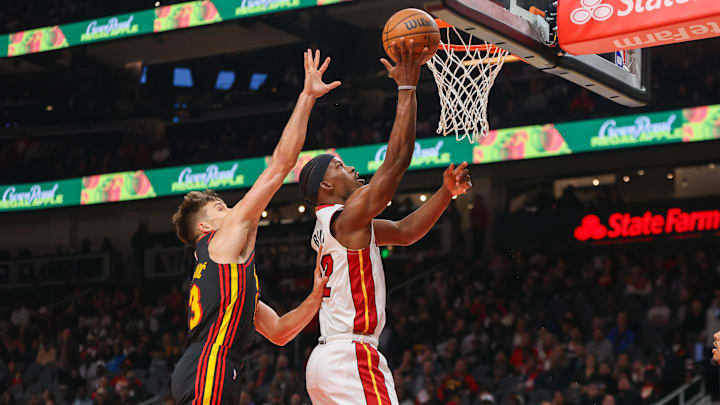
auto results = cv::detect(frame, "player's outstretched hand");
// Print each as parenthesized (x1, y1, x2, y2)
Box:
(380, 38, 428, 87)
(303, 49, 342, 99)
(311, 245, 329, 298)
(443, 162, 472, 197)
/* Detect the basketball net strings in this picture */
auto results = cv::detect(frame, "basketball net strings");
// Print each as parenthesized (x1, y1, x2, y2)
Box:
(426, 25, 509, 144)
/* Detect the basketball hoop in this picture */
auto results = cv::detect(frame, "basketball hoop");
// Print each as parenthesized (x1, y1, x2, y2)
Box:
(426, 19, 510, 144)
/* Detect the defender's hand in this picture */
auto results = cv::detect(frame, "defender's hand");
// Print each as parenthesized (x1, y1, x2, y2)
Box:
(443, 162, 472, 197)
(311, 245, 329, 297)
(303, 49, 342, 99)
(379, 38, 428, 87)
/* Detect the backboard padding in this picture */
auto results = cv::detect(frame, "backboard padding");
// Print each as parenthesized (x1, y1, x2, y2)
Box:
(425, 0, 650, 107)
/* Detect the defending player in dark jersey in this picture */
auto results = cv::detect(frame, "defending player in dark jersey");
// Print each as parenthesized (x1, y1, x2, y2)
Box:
(169, 49, 340, 405)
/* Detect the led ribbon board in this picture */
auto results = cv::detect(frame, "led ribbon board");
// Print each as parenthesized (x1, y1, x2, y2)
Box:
(1, 0, 351, 58)
(1, 104, 719, 212)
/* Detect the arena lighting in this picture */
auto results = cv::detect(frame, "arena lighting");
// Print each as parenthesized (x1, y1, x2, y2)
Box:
(452, 195, 458, 200)
(298, 205, 306, 213)
(637, 169, 645, 176)
(666, 172, 675, 180)
(419, 194, 427, 202)
(45, 105, 53, 111)
(710, 163, 717, 170)
(622, 176, 630, 183)
(386, 201, 392, 207)
(681, 180, 688, 188)
(592, 178, 600, 186)
(574, 208, 720, 242)
(154, 1, 160, 7)
(261, 210, 267, 218)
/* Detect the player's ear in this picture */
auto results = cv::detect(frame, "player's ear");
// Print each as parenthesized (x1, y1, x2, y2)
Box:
(197, 221, 213, 234)
(319, 180, 333, 192)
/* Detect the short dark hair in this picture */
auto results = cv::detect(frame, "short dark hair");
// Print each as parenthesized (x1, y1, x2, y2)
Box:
(171, 190, 222, 245)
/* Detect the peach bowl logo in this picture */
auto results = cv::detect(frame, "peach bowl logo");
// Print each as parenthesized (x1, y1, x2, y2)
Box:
(570, 0, 614, 25)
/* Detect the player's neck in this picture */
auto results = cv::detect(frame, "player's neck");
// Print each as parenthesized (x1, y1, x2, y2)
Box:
(318, 196, 345, 206)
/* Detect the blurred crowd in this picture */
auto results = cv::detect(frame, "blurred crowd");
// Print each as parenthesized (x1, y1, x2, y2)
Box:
(1, 211, 719, 404)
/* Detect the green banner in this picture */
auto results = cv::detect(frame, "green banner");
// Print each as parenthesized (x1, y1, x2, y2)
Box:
(0, 179, 80, 211)
(62, 11, 154, 45)
(0, 34, 7, 58)
(81, 171, 157, 205)
(1, 104, 719, 212)
(147, 158, 266, 194)
(7, 26, 69, 57)
(2, 0, 350, 58)
(154, 1, 222, 33)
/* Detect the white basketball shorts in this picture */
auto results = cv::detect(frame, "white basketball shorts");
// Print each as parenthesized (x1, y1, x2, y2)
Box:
(306, 338, 398, 405)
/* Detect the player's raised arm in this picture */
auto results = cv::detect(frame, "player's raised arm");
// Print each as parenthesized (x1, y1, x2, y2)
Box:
(254, 246, 328, 346)
(374, 162, 472, 246)
(336, 39, 427, 229)
(210, 50, 340, 259)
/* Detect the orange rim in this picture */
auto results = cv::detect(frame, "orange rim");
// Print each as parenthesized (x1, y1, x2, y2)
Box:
(435, 18, 508, 55)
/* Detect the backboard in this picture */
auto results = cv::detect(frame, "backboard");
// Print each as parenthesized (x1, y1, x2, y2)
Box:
(424, 0, 651, 107)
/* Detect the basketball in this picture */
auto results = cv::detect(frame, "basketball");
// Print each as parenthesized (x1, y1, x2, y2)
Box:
(382, 8, 440, 65)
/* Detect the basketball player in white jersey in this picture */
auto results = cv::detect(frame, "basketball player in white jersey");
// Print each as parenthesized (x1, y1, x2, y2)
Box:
(298, 39, 472, 405)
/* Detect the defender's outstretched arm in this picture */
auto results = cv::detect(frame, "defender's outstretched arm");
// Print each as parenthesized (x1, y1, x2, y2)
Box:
(255, 247, 328, 346)
(210, 50, 340, 261)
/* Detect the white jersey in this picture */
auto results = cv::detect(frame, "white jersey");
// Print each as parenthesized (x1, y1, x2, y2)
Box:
(310, 204, 386, 339)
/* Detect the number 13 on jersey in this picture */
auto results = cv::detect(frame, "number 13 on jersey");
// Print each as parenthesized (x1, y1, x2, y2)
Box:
(188, 284, 203, 330)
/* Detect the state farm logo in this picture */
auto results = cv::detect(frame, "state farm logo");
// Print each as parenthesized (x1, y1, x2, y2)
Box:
(574, 215, 608, 241)
(574, 208, 720, 242)
(571, 0, 614, 25)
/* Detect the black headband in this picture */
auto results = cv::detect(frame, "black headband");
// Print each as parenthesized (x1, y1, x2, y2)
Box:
(303, 154, 335, 205)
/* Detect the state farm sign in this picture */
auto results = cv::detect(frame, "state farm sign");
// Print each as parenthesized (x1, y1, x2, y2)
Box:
(558, 0, 720, 55)
(574, 208, 720, 241)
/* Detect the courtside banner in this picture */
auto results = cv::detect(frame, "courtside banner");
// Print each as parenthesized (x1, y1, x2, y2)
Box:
(558, 0, 720, 55)
(2, 0, 350, 58)
(1, 104, 719, 212)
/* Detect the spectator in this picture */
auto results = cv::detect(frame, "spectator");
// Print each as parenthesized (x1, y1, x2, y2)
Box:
(646, 295, 671, 327)
(607, 313, 635, 355)
(683, 300, 705, 338)
(586, 327, 613, 364)
(10, 306, 29, 328)
(437, 358, 479, 401)
(36, 340, 57, 366)
(416, 375, 440, 405)
(705, 294, 720, 349)
(614, 376, 639, 405)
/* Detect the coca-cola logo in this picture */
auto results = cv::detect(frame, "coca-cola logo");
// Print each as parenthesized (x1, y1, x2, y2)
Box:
(574, 208, 720, 241)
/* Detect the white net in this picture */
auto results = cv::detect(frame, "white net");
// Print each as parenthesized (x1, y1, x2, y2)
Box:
(426, 25, 509, 143)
